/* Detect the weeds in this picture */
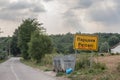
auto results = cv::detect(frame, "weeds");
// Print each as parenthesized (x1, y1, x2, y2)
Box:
(56, 72, 65, 77)
(117, 62, 120, 72)
(70, 53, 107, 80)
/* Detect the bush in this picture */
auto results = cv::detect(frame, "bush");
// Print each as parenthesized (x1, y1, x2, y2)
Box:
(100, 53, 104, 56)
(117, 63, 120, 72)
(116, 53, 120, 55)
(74, 54, 107, 78)
(93, 62, 106, 70)
(56, 72, 65, 77)
(0, 52, 7, 60)
(110, 53, 115, 55)
(41, 53, 58, 67)
(28, 30, 53, 63)
(75, 56, 90, 70)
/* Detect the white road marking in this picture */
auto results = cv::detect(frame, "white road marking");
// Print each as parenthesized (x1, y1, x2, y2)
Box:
(10, 65, 20, 80)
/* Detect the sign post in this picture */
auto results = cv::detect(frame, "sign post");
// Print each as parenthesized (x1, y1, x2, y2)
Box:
(73, 34, 98, 68)
(73, 34, 98, 51)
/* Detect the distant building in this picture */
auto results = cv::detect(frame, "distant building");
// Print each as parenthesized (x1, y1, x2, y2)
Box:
(111, 42, 120, 53)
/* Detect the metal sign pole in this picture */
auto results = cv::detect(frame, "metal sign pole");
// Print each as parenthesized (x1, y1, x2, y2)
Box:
(90, 51, 93, 68)
(75, 50, 77, 57)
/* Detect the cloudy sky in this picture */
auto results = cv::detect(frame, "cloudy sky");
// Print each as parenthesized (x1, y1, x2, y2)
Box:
(0, 0, 120, 36)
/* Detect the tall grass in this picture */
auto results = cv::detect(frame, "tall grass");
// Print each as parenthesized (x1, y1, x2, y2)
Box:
(116, 62, 120, 72)
(41, 53, 58, 67)
(69, 53, 107, 80)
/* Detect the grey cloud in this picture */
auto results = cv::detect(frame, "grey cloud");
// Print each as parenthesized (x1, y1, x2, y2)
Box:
(30, 5, 45, 13)
(88, 0, 120, 26)
(74, 0, 93, 9)
(0, 11, 38, 21)
(0, 0, 9, 7)
(63, 10, 83, 31)
(0, 11, 21, 21)
(4, 1, 45, 12)
(0, 10, 37, 21)
(43, 0, 53, 2)
(6, 1, 33, 10)
(0, 0, 46, 21)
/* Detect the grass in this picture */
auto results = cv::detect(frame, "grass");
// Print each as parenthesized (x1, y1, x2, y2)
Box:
(56, 72, 65, 77)
(20, 53, 120, 80)
(69, 53, 120, 80)
(69, 54, 107, 80)
(117, 62, 120, 72)
(20, 53, 58, 71)
(20, 58, 51, 71)
(0, 59, 6, 63)
(0, 58, 8, 63)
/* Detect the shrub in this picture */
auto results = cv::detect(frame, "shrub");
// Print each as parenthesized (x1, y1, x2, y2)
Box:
(117, 62, 120, 72)
(56, 72, 65, 77)
(100, 53, 104, 56)
(116, 53, 120, 55)
(110, 53, 115, 55)
(93, 62, 106, 70)
(75, 56, 90, 70)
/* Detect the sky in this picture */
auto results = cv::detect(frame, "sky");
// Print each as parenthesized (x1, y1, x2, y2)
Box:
(0, 0, 120, 37)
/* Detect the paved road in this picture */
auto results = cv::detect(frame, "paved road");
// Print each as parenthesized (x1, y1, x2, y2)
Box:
(0, 57, 57, 80)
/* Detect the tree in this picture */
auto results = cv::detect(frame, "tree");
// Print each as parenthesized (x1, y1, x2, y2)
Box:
(18, 18, 42, 59)
(0, 37, 9, 59)
(108, 36, 119, 47)
(28, 30, 53, 63)
(10, 29, 21, 56)
(100, 42, 109, 53)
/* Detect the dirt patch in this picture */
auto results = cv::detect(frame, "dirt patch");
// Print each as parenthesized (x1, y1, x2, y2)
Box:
(95, 55, 120, 71)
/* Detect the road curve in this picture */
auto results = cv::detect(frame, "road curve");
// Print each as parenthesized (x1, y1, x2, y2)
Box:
(0, 57, 57, 80)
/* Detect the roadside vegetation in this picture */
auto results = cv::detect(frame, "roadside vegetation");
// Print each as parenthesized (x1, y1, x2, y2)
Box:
(0, 37, 11, 63)
(21, 53, 120, 80)
(68, 54, 120, 80)
(0, 18, 120, 79)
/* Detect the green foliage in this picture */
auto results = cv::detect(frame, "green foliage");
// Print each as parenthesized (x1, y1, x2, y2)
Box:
(0, 52, 7, 60)
(100, 42, 109, 53)
(69, 54, 107, 80)
(0, 37, 11, 59)
(10, 29, 21, 56)
(108, 35, 119, 47)
(117, 62, 120, 72)
(75, 54, 106, 71)
(93, 62, 106, 70)
(28, 30, 53, 63)
(50, 33, 120, 54)
(18, 18, 41, 59)
(75, 55, 90, 70)
(50, 32, 74, 54)
(56, 72, 65, 77)
(41, 53, 57, 66)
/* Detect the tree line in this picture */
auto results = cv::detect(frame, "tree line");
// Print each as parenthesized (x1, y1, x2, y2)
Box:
(50, 33, 120, 53)
(0, 18, 120, 61)
(10, 18, 53, 63)
(0, 37, 11, 60)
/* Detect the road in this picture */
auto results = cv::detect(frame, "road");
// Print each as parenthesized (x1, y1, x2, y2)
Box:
(0, 57, 57, 80)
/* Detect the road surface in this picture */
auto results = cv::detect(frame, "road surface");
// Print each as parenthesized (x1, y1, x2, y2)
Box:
(0, 57, 57, 80)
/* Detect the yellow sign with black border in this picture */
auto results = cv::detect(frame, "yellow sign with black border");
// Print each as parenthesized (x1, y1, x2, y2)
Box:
(74, 34, 98, 51)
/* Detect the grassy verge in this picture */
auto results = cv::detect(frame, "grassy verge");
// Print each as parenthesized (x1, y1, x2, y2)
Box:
(0, 58, 8, 63)
(68, 54, 120, 80)
(20, 53, 58, 71)
(20, 53, 120, 80)
(0, 59, 5, 63)
(20, 58, 52, 71)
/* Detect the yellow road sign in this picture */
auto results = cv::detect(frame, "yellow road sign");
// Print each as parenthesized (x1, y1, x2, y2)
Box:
(74, 34, 98, 51)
